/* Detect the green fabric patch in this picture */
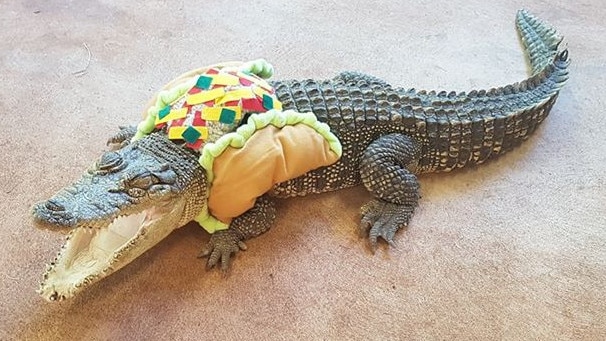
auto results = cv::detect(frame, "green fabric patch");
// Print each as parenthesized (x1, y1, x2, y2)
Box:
(182, 126, 201, 144)
(196, 75, 213, 90)
(219, 108, 236, 124)
(262, 94, 273, 110)
(158, 106, 171, 120)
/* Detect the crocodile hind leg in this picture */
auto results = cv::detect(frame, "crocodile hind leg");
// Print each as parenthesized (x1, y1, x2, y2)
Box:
(199, 196, 276, 270)
(359, 134, 421, 249)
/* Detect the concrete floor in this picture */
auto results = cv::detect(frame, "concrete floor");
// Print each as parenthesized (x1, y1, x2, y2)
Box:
(1, 0, 605, 340)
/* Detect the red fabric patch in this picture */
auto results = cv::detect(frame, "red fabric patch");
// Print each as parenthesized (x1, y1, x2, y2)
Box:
(192, 111, 206, 126)
(170, 118, 186, 127)
(188, 87, 202, 94)
(239, 77, 253, 86)
(241, 98, 265, 112)
(206, 68, 220, 75)
(186, 140, 204, 150)
(223, 100, 240, 107)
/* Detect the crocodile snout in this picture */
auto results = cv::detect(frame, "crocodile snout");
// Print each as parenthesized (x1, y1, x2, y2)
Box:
(44, 199, 65, 212)
(31, 199, 76, 229)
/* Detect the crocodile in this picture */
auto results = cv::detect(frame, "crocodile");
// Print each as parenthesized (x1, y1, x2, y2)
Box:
(31, 10, 569, 301)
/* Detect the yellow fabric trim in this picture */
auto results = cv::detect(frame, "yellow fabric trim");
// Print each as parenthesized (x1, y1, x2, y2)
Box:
(211, 73, 240, 86)
(270, 96, 283, 110)
(168, 126, 209, 140)
(202, 106, 242, 121)
(252, 85, 270, 98)
(155, 107, 188, 125)
(216, 88, 255, 104)
(186, 88, 226, 106)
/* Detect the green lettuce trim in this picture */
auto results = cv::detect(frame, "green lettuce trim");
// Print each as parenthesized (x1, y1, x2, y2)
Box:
(194, 109, 342, 233)
(240, 59, 274, 79)
(131, 59, 275, 142)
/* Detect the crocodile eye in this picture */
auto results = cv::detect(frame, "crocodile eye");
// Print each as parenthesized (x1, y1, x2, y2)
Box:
(128, 173, 158, 189)
(127, 188, 146, 198)
(97, 152, 125, 173)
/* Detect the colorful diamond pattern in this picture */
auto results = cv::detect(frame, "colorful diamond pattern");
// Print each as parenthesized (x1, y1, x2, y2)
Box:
(158, 106, 171, 119)
(196, 75, 213, 90)
(219, 108, 236, 124)
(181, 126, 202, 144)
(157, 67, 283, 151)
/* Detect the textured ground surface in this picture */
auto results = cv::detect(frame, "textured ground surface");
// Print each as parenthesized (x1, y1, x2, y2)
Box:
(1, 0, 605, 340)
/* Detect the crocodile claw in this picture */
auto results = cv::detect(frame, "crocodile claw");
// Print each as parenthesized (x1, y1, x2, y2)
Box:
(106, 125, 138, 150)
(198, 229, 247, 272)
(359, 199, 414, 251)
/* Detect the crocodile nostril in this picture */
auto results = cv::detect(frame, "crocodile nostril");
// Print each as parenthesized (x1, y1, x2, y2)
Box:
(45, 200, 65, 212)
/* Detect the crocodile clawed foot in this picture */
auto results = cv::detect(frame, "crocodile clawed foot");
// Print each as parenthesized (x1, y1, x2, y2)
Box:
(198, 229, 247, 272)
(106, 125, 138, 150)
(359, 199, 415, 252)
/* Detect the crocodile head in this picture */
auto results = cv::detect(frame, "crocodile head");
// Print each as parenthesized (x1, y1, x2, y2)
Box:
(31, 133, 206, 301)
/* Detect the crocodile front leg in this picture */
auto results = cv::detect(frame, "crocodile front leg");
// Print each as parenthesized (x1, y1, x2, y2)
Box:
(106, 125, 138, 150)
(199, 196, 276, 270)
(359, 134, 421, 249)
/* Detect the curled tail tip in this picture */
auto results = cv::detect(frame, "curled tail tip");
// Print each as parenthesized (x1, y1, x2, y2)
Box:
(556, 49, 571, 69)
(515, 9, 568, 73)
(516, 9, 537, 22)
(516, 9, 529, 17)
(516, 9, 557, 34)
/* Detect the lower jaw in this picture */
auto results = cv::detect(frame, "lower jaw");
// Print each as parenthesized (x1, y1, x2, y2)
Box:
(38, 206, 183, 301)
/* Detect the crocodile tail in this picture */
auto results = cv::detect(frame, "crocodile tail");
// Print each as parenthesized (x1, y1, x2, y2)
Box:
(516, 9, 565, 76)
(512, 9, 570, 101)
(450, 12, 570, 170)
(411, 11, 570, 172)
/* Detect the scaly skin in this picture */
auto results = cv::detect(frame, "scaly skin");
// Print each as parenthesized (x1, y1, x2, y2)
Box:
(269, 51, 568, 190)
(32, 133, 206, 300)
(31, 10, 569, 300)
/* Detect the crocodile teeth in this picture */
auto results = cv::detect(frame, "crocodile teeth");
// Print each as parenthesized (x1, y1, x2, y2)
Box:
(38, 203, 183, 301)
(39, 210, 149, 301)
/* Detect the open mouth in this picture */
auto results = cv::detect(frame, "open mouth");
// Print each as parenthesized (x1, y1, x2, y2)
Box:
(39, 206, 172, 301)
